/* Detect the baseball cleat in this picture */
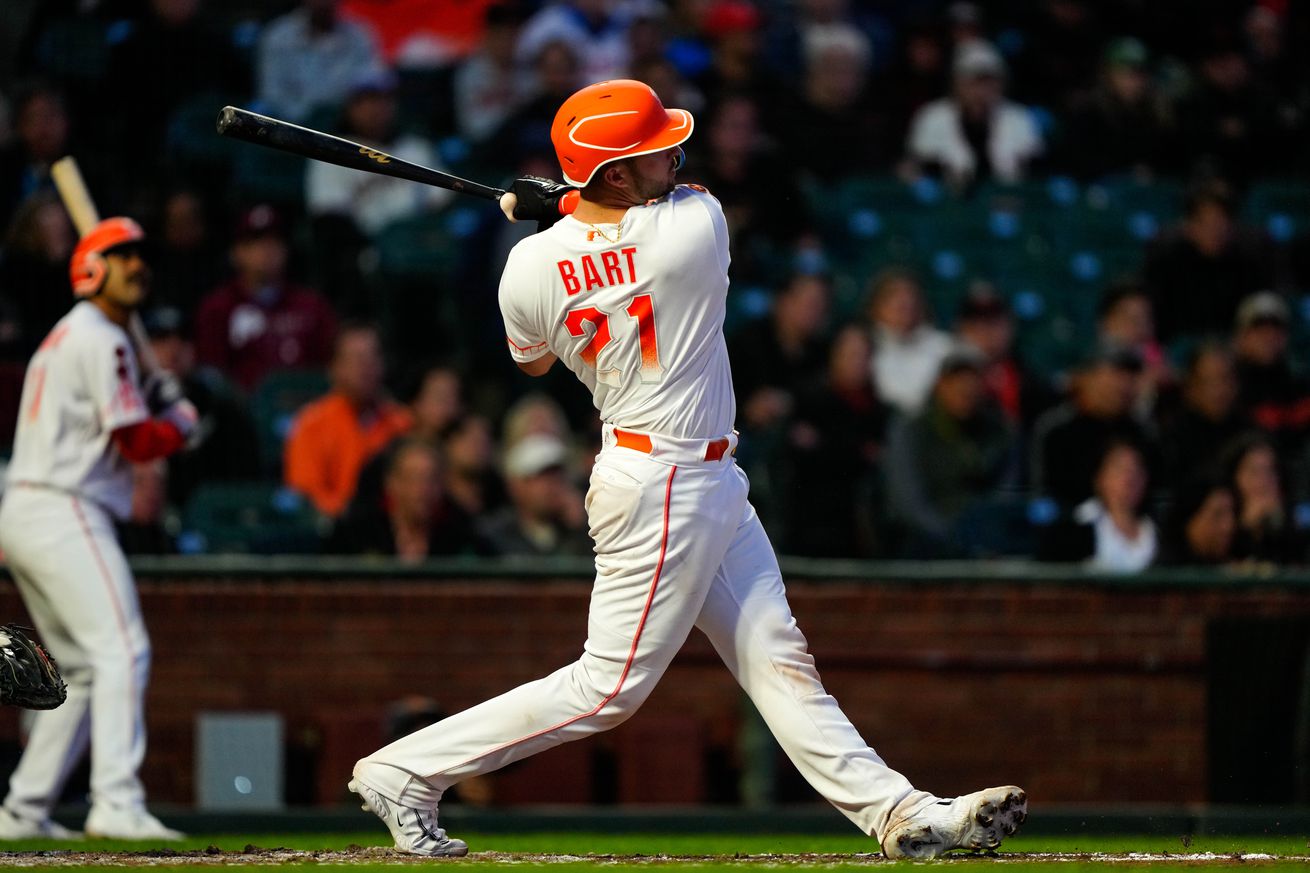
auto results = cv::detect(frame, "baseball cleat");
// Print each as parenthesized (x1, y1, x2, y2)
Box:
(84, 804, 182, 840)
(881, 785, 1027, 859)
(349, 778, 468, 857)
(0, 806, 81, 840)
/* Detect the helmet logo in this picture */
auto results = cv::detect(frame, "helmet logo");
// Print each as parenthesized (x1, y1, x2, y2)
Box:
(569, 110, 643, 152)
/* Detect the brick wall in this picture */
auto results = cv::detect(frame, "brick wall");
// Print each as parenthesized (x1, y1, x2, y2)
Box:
(0, 573, 1306, 807)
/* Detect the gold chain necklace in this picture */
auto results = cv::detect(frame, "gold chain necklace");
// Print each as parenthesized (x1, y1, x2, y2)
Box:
(586, 222, 622, 244)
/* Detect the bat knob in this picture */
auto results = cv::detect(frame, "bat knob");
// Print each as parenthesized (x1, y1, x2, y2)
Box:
(216, 106, 238, 135)
(498, 192, 519, 223)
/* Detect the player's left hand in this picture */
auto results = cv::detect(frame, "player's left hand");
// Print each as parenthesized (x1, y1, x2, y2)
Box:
(501, 176, 575, 232)
(160, 398, 200, 440)
(0, 625, 67, 710)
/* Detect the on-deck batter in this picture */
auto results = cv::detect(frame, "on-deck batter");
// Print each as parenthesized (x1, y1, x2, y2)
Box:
(350, 80, 1027, 859)
(0, 218, 195, 841)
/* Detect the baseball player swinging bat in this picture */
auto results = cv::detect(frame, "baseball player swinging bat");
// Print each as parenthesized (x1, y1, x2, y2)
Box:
(215, 106, 579, 222)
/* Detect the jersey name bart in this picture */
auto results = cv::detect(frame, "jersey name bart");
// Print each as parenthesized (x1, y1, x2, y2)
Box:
(557, 247, 638, 296)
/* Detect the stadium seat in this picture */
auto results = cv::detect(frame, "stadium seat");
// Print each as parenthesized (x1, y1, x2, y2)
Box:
(34, 16, 110, 84)
(1244, 179, 1310, 243)
(178, 482, 326, 554)
(232, 144, 306, 211)
(166, 92, 243, 173)
(250, 368, 331, 476)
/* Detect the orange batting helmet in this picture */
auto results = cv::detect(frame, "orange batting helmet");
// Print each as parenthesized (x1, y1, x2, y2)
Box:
(550, 80, 694, 188)
(69, 217, 145, 297)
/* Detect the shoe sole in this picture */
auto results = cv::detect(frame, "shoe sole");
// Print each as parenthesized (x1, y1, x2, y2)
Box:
(348, 779, 469, 858)
(886, 786, 1027, 859)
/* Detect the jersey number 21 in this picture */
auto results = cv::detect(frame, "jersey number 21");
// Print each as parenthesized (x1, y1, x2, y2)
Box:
(564, 294, 662, 386)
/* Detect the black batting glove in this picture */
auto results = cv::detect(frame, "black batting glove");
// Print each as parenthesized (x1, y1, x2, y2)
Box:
(509, 176, 572, 232)
(142, 371, 185, 415)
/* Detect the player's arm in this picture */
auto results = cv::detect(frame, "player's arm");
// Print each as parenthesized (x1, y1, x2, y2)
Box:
(517, 352, 557, 377)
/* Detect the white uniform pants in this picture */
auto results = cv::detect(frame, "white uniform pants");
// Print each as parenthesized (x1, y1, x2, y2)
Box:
(357, 443, 926, 838)
(0, 486, 150, 817)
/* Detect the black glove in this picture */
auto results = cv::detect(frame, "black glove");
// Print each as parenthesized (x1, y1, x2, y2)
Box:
(142, 371, 184, 415)
(0, 625, 66, 710)
(509, 176, 573, 232)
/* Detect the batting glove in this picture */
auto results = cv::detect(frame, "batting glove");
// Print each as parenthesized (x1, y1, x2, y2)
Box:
(143, 371, 185, 415)
(160, 398, 199, 440)
(508, 176, 574, 232)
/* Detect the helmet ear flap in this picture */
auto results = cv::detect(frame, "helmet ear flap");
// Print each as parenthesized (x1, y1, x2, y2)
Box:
(72, 250, 107, 298)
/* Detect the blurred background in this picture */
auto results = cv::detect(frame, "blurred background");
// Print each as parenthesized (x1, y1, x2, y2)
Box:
(0, 0, 1307, 822)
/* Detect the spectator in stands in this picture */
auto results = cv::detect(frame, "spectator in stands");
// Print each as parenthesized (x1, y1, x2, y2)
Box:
(1097, 278, 1171, 417)
(1008, 0, 1104, 113)
(348, 364, 465, 517)
(143, 306, 261, 510)
(1058, 37, 1175, 181)
(1243, 5, 1306, 148)
(1158, 342, 1248, 489)
(1030, 343, 1157, 508)
(1143, 182, 1272, 342)
(443, 413, 505, 517)
(692, 0, 775, 109)
(516, 0, 635, 85)
(681, 94, 809, 285)
(453, 3, 534, 144)
(307, 71, 453, 238)
(194, 204, 338, 391)
(773, 24, 885, 183)
(0, 81, 70, 228)
(0, 191, 74, 361)
(729, 272, 831, 434)
(883, 345, 1018, 557)
(1177, 37, 1284, 185)
(148, 186, 224, 318)
(1231, 292, 1310, 450)
(884, 18, 950, 148)
(106, 0, 249, 178)
(786, 323, 890, 557)
(484, 40, 582, 171)
(284, 322, 412, 517)
(865, 267, 952, 416)
(502, 392, 571, 449)
(478, 434, 589, 556)
(1222, 433, 1305, 564)
(902, 41, 1044, 192)
(953, 283, 1052, 427)
(257, 0, 384, 123)
(1157, 477, 1237, 566)
(328, 439, 486, 561)
(1038, 439, 1157, 572)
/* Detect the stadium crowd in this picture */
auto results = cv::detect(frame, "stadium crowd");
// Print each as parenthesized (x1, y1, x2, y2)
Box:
(1, 0, 1309, 569)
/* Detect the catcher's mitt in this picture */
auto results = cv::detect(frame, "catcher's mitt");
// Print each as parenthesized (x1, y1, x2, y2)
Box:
(0, 625, 66, 710)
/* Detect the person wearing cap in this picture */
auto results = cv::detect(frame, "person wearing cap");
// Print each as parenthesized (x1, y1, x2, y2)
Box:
(193, 204, 338, 392)
(1058, 36, 1174, 181)
(1231, 291, 1310, 448)
(515, 0, 637, 85)
(1096, 279, 1172, 419)
(953, 284, 1054, 427)
(1142, 182, 1273, 344)
(453, 3, 536, 143)
(882, 344, 1018, 557)
(1029, 342, 1159, 509)
(306, 69, 453, 239)
(283, 322, 413, 518)
(0, 215, 196, 840)
(350, 79, 1028, 859)
(476, 433, 590, 557)
(140, 306, 261, 510)
(902, 39, 1043, 190)
(257, 0, 384, 123)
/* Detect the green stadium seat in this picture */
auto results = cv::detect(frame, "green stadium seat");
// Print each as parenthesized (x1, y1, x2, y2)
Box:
(250, 368, 330, 476)
(179, 482, 326, 554)
(1244, 179, 1310, 243)
(232, 144, 306, 210)
(166, 92, 243, 172)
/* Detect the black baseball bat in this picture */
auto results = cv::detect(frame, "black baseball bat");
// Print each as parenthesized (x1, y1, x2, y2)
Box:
(216, 105, 506, 201)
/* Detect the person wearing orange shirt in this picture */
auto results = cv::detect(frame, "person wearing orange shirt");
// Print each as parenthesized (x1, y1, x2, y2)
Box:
(284, 322, 412, 516)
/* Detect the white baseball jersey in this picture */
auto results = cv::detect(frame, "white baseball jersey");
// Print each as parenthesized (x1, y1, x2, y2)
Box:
(6, 301, 149, 519)
(499, 185, 735, 441)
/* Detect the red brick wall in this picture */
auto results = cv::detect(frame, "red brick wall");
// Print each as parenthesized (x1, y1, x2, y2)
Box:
(0, 574, 1305, 807)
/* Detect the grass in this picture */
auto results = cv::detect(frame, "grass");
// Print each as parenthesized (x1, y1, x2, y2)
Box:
(0, 832, 1305, 870)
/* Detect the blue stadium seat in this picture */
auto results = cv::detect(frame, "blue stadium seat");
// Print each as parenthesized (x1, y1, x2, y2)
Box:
(1244, 179, 1310, 244)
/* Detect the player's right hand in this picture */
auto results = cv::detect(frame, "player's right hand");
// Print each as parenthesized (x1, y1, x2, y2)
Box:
(160, 399, 199, 439)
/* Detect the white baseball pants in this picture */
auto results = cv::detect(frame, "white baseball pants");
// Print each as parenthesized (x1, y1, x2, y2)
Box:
(0, 486, 150, 818)
(356, 434, 926, 839)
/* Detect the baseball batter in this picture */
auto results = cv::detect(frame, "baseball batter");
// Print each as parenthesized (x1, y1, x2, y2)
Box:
(350, 80, 1026, 859)
(0, 218, 194, 841)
